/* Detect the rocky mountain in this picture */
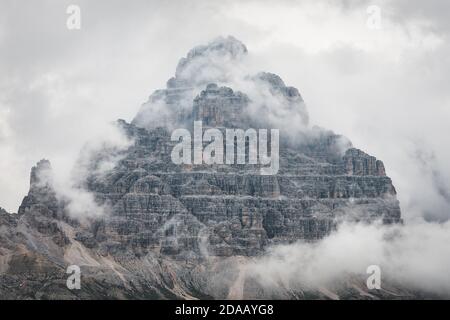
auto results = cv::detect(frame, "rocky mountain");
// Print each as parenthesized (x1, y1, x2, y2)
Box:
(0, 36, 417, 299)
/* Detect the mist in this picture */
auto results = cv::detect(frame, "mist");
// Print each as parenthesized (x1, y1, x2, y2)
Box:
(241, 219, 450, 297)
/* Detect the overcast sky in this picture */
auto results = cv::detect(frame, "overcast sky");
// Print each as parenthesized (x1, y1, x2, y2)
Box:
(1, 0, 449, 222)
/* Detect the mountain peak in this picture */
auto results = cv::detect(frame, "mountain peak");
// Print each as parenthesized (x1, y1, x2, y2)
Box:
(176, 36, 247, 75)
(185, 36, 247, 61)
(172, 36, 247, 86)
(2, 35, 404, 300)
(30, 159, 52, 188)
(133, 36, 310, 130)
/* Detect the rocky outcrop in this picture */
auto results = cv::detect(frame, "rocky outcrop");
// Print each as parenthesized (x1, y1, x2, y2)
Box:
(192, 84, 249, 127)
(343, 148, 387, 176)
(0, 36, 410, 299)
(18, 159, 58, 216)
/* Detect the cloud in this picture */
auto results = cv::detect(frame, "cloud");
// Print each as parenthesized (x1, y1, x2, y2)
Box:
(56, 122, 133, 221)
(243, 219, 450, 296)
(28, 122, 132, 221)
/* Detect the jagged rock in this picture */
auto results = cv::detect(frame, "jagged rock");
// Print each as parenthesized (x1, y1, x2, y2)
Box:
(343, 148, 387, 176)
(18, 159, 58, 217)
(192, 83, 249, 127)
(175, 36, 248, 84)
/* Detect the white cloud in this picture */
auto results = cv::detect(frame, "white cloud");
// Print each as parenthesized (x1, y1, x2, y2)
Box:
(246, 220, 450, 296)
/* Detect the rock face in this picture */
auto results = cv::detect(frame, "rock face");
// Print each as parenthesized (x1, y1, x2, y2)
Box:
(88, 117, 400, 260)
(0, 36, 411, 300)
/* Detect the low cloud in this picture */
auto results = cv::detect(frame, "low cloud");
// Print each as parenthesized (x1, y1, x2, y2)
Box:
(31, 122, 132, 221)
(243, 219, 450, 296)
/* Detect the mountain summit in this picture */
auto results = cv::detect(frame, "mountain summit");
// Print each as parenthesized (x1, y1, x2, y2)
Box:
(0, 37, 406, 299)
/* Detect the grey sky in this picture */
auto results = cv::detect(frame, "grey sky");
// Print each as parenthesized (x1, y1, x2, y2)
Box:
(1, 0, 449, 223)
